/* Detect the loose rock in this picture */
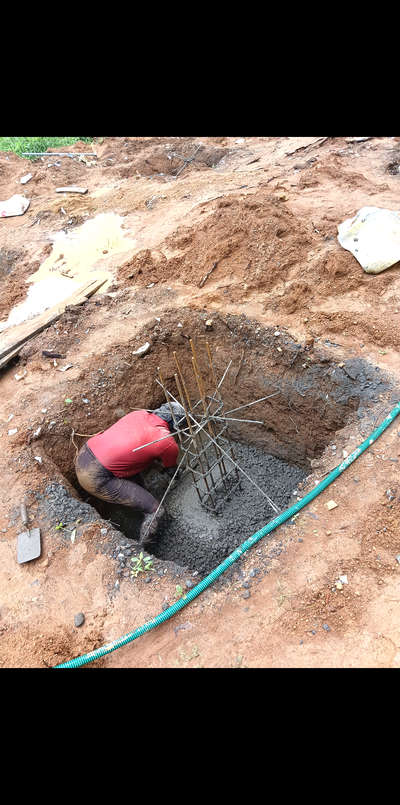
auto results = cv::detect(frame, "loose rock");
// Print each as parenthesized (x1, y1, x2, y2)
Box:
(326, 500, 338, 510)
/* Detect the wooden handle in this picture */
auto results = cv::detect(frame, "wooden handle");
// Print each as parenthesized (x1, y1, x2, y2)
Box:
(20, 503, 28, 526)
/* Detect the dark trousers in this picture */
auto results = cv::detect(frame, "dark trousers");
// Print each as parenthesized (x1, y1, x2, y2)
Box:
(75, 443, 159, 514)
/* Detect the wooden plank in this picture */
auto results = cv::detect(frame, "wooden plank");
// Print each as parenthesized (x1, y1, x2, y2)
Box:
(0, 344, 26, 370)
(0, 278, 107, 369)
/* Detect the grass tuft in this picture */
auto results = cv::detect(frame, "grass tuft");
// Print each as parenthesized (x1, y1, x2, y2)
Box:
(0, 137, 94, 160)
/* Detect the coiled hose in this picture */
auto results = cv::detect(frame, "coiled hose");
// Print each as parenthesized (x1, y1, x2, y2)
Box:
(55, 400, 400, 668)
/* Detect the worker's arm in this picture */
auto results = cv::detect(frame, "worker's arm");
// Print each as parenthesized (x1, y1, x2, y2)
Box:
(158, 438, 179, 469)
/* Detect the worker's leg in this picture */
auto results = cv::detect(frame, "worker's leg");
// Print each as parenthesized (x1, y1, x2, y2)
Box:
(75, 444, 159, 514)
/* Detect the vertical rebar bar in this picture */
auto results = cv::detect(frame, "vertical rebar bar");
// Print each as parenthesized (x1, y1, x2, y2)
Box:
(190, 340, 229, 493)
(173, 371, 213, 507)
(205, 341, 239, 481)
(173, 350, 219, 506)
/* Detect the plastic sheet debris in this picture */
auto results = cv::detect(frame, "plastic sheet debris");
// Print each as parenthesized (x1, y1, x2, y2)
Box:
(338, 207, 400, 274)
(1, 194, 30, 218)
(20, 173, 32, 184)
(132, 342, 150, 357)
(55, 186, 88, 194)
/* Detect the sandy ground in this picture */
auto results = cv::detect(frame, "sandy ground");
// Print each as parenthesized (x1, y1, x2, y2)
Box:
(1, 135, 400, 668)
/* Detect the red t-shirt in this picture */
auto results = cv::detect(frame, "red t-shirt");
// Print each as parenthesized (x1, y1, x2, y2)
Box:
(87, 411, 179, 477)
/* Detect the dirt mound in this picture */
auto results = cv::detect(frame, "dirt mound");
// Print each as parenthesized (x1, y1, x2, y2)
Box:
(119, 192, 312, 289)
(0, 619, 105, 668)
(98, 137, 230, 180)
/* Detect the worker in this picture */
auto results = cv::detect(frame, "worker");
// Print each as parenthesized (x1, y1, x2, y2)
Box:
(75, 402, 186, 546)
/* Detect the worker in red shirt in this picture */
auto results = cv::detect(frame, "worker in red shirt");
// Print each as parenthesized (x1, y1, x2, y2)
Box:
(75, 402, 186, 546)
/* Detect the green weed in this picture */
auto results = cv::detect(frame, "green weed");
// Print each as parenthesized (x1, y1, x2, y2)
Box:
(0, 137, 93, 160)
(130, 552, 153, 578)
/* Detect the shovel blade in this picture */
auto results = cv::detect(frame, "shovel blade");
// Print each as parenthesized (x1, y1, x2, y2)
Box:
(17, 528, 41, 564)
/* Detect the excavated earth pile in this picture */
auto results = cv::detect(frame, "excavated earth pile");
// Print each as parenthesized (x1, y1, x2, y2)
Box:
(1, 136, 400, 669)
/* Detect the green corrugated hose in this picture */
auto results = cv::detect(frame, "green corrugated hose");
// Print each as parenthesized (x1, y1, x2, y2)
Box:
(55, 400, 400, 668)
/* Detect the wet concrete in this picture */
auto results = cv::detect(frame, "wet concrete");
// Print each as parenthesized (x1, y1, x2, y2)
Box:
(153, 442, 306, 576)
(81, 441, 307, 577)
(36, 441, 306, 578)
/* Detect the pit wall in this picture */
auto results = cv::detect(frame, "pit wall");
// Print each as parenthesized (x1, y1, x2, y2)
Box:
(36, 310, 393, 487)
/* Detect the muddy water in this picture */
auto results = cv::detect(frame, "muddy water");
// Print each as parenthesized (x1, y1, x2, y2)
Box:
(0, 213, 137, 331)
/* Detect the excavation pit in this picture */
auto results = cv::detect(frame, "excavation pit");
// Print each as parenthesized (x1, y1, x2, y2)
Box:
(37, 310, 395, 579)
(70, 442, 307, 577)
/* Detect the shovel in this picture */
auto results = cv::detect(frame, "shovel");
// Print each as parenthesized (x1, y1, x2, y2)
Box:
(17, 503, 41, 564)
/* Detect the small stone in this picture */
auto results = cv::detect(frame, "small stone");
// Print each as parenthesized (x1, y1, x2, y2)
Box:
(396, 555, 400, 565)
(335, 581, 343, 590)
(298, 538, 303, 542)
(74, 613, 85, 627)
(249, 568, 260, 577)
(100, 528, 108, 535)
(339, 575, 348, 584)
(144, 576, 152, 583)
(326, 530, 332, 536)
(132, 342, 151, 357)
(162, 600, 170, 611)
(326, 500, 338, 510)
(242, 581, 250, 589)
(8, 428, 18, 436)
(205, 319, 213, 330)
(185, 579, 194, 589)
(114, 581, 120, 589)
(322, 624, 331, 632)
(242, 591, 251, 599)
(311, 630, 316, 635)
